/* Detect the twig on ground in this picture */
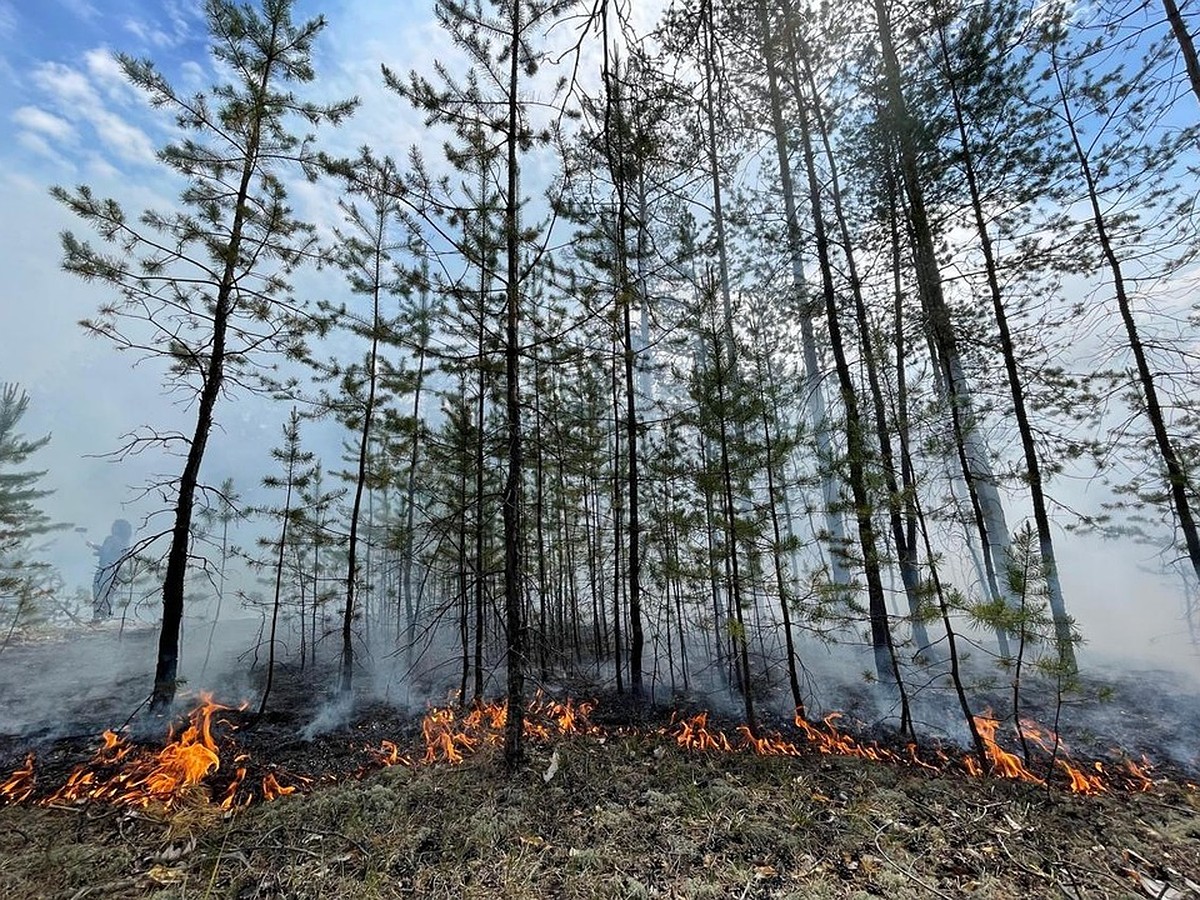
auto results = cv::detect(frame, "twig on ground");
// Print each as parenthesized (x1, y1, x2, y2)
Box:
(871, 822, 958, 900)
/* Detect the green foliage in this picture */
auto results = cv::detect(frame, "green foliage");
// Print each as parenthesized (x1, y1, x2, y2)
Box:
(974, 523, 1080, 680)
(0, 385, 65, 634)
(55, 0, 357, 421)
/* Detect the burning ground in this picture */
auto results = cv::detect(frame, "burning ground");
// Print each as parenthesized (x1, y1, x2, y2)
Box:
(1, 677, 1199, 898)
(1, 721, 1198, 899)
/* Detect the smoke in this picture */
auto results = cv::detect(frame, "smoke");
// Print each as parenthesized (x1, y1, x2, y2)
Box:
(0, 611, 259, 744)
(298, 693, 354, 742)
(3, 567, 1197, 781)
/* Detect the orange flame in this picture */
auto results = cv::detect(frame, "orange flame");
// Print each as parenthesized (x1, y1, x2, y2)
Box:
(974, 714, 1045, 783)
(0, 754, 36, 804)
(1123, 757, 1155, 792)
(674, 713, 734, 752)
(38, 694, 234, 809)
(367, 740, 412, 768)
(0, 693, 1166, 811)
(261, 773, 297, 801)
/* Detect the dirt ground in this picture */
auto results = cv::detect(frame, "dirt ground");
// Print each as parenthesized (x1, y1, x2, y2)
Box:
(2, 731, 1199, 899)
(2, 625, 1199, 899)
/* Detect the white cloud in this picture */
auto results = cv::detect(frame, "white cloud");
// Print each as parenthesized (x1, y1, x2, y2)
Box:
(89, 108, 156, 164)
(15, 130, 74, 170)
(124, 17, 174, 49)
(32, 61, 96, 106)
(83, 47, 130, 93)
(57, 0, 98, 21)
(162, 0, 199, 43)
(179, 59, 205, 90)
(123, 0, 198, 51)
(12, 105, 76, 143)
(84, 153, 119, 180)
(31, 58, 157, 166)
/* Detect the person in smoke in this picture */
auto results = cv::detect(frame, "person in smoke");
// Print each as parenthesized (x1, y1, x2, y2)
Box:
(89, 519, 131, 622)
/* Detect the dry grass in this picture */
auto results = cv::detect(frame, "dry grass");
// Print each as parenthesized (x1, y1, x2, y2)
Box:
(2, 734, 1198, 899)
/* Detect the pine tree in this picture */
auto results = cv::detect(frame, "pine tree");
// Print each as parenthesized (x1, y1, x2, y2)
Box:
(314, 152, 408, 694)
(385, 0, 581, 769)
(196, 476, 243, 681)
(55, 0, 355, 710)
(0, 385, 63, 640)
(256, 408, 316, 715)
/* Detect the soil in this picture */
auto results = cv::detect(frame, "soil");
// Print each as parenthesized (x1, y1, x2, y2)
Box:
(1, 626, 1199, 898)
(1, 732, 1199, 899)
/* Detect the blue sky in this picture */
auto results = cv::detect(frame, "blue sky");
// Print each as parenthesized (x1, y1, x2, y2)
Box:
(0, 0, 443, 591)
(0, 0, 1194, 664)
(0, 0, 609, 594)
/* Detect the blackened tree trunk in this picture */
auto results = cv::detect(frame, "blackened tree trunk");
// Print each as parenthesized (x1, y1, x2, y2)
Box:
(1052, 54, 1200, 588)
(151, 143, 249, 712)
(501, 0, 526, 771)
(935, 19, 1075, 669)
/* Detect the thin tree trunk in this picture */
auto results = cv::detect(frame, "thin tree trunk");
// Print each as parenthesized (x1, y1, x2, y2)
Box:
(1163, 0, 1200, 108)
(601, 39, 645, 699)
(752, 0, 849, 588)
(912, 470, 987, 762)
(697, 411, 726, 684)
(760, 384, 804, 714)
(713, 326, 756, 734)
(259, 470, 294, 718)
(459, 417, 471, 703)
(890, 178, 923, 651)
(534, 367, 549, 680)
(150, 58, 269, 710)
(1053, 54, 1200, 587)
(340, 205, 386, 696)
(501, 0, 526, 770)
(402, 309, 428, 657)
(610, 334, 625, 695)
(622, 296, 644, 696)
(200, 514, 230, 681)
(936, 20, 1075, 668)
(789, 27, 932, 658)
(872, 0, 1017, 645)
(784, 11, 908, 722)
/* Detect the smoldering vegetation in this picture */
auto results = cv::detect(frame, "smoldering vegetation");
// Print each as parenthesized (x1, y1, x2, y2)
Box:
(2, 588, 1196, 785)
(2, 0, 1200, 822)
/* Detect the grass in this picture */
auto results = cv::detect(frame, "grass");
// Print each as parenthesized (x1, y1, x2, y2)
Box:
(2, 734, 1198, 899)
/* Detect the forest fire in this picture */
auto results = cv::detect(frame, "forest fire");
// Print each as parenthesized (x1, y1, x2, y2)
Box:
(0, 695, 303, 810)
(0, 692, 1164, 813)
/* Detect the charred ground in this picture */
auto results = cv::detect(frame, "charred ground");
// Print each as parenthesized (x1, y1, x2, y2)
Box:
(1, 728, 1199, 899)
(1, 628, 1200, 898)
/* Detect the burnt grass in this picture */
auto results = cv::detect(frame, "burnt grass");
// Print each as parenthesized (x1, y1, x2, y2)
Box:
(0, 687, 1199, 896)
(2, 730, 1200, 900)
(1, 629, 1199, 898)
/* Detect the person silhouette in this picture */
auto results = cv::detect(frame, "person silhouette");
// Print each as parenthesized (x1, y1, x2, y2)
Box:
(90, 519, 132, 622)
